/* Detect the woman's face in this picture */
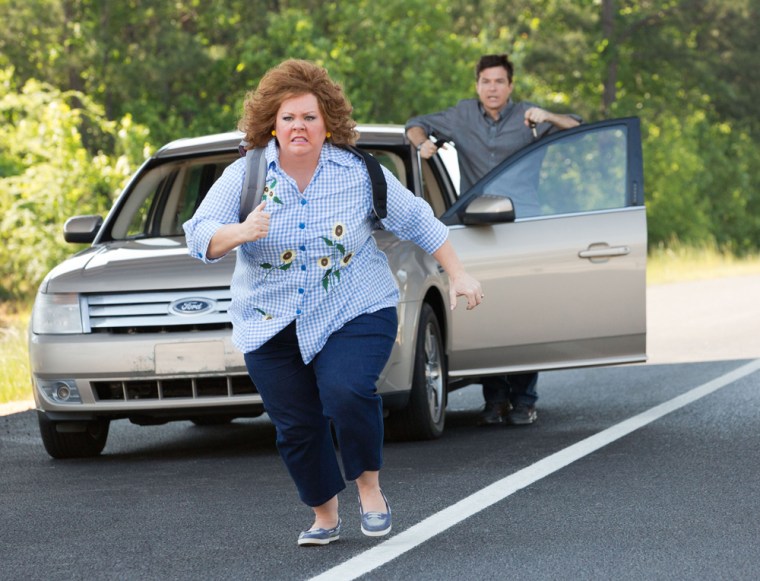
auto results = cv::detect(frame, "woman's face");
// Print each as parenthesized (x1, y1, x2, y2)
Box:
(274, 93, 327, 161)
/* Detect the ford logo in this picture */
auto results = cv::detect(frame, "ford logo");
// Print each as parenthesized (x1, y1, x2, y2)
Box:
(169, 298, 215, 316)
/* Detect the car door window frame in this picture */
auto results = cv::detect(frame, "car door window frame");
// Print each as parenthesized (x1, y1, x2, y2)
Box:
(441, 117, 644, 226)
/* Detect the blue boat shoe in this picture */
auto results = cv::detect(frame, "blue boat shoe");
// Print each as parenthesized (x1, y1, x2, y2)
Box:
(358, 490, 392, 537)
(297, 518, 341, 547)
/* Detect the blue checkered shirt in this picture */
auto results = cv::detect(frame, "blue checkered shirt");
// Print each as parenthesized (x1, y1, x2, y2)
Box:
(184, 140, 448, 363)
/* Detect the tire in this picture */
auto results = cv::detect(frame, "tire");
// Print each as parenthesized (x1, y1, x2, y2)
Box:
(385, 303, 447, 441)
(37, 411, 109, 459)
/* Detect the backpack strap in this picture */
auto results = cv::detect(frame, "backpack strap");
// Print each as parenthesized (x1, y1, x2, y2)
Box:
(342, 145, 388, 219)
(239, 146, 267, 222)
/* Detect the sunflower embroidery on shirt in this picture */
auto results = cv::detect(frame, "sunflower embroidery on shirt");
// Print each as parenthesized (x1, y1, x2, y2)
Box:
(260, 249, 296, 280)
(253, 308, 273, 320)
(262, 178, 282, 205)
(317, 222, 354, 291)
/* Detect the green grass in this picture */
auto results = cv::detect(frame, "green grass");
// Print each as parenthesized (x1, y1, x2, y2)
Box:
(0, 305, 33, 404)
(648, 244, 760, 285)
(3, 246, 760, 405)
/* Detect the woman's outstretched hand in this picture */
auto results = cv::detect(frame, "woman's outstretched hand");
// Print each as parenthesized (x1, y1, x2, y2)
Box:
(449, 271, 484, 311)
(432, 240, 484, 311)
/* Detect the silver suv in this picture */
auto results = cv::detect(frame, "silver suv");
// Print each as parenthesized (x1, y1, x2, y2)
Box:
(29, 119, 647, 458)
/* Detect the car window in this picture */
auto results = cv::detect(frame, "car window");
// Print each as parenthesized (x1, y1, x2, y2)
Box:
(479, 125, 629, 219)
(113, 155, 235, 239)
(365, 149, 406, 188)
(365, 146, 453, 217)
(421, 158, 448, 217)
(171, 161, 228, 233)
(112, 145, 449, 239)
(437, 145, 460, 197)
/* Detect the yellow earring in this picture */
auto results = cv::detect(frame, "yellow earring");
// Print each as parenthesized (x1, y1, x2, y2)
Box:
(271, 130, 276, 136)
(326, 131, 332, 138)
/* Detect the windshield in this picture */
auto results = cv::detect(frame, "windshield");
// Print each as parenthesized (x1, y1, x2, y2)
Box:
(106, 141, 452, 240)
(109, 153, 238, 240)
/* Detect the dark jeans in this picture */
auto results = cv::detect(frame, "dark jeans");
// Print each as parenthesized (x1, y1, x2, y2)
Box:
(244, 307, 397, 507)
(482, 372, 539, 409)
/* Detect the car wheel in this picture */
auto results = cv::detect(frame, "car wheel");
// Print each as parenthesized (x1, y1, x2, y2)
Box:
(37, 411, 109, 459)
(385, 303, 447, 441)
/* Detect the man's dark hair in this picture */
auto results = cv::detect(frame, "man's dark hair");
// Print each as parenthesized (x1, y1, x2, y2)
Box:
(475, 54, 514, 82)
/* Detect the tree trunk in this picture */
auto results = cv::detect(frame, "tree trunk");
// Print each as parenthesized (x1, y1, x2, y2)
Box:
(62, 0, 85, 95)
(601, 0, 617, 118)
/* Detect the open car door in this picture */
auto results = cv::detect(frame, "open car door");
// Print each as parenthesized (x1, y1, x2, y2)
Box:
(441, 117, 647, 378)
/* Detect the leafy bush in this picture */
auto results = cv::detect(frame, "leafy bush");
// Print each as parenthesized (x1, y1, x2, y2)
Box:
(0, 68, 152, 300)
(644, 111, 760, 253)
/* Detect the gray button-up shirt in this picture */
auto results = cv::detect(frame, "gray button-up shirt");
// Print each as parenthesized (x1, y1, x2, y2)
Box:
(406, 98, 578, 193)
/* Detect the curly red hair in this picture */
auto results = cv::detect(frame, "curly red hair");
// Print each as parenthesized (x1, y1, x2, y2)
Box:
(238, 59, 358, 148)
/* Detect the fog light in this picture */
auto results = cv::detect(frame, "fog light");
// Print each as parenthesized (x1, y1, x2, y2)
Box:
(37, 379, 82, 404)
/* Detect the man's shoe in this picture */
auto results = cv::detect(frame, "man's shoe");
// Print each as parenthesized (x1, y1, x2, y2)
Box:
(359, 490, 392, 537)
(478, 402, 510, 426)
(297, 518, 341, 546)
(507, 405, 537, 426)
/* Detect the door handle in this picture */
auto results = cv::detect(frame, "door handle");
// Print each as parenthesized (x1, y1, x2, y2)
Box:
(578, 245, 630, 259)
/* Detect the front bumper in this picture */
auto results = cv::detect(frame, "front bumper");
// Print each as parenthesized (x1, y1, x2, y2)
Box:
(30, 329, 264, 416)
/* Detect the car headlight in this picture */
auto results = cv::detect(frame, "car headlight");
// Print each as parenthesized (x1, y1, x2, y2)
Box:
(32, 292, 84, 334)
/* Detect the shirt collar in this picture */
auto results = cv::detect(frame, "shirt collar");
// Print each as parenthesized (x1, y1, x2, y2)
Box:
(265, 138, 278, 168)
(266, 139, 354, 169)
(479, 98, 515, 122)
(322, 142, 356, 168)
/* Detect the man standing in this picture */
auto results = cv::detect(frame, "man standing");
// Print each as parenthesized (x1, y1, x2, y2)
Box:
(405, 53, 581, 426)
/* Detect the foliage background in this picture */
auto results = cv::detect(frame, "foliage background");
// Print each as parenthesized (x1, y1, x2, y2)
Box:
(1, 0, 760, 301)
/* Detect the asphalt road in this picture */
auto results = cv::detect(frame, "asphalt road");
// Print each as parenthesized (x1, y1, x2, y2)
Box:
(2, 274, 760, 581)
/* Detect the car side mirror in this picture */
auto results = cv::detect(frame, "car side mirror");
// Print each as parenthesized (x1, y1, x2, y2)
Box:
(63, 215, 103, 244)
(462, 195, 516, 225)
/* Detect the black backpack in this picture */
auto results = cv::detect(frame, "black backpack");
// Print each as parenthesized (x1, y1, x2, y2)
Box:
(238, 143, 387, 223)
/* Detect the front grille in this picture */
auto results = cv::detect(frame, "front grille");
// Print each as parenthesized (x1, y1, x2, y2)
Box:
(99, 323, 232, 335)
(93, 375, 257, 401)
(85, 288, 232, 333)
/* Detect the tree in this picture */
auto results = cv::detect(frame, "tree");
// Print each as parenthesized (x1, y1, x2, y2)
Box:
(235, 0, 484, 123)
(2, 0, 760, 292)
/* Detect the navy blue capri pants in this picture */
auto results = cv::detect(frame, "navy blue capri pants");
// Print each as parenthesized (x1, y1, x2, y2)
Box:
(244, 307, 398, 507)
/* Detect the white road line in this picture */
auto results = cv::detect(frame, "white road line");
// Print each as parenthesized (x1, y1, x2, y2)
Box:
(310, 358, 760, 581)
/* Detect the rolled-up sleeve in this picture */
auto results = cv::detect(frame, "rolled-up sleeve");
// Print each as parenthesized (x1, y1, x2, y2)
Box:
(405, 106, 460, 139)
(379, 167, 448, 254)
(183, 157, 246, 263)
